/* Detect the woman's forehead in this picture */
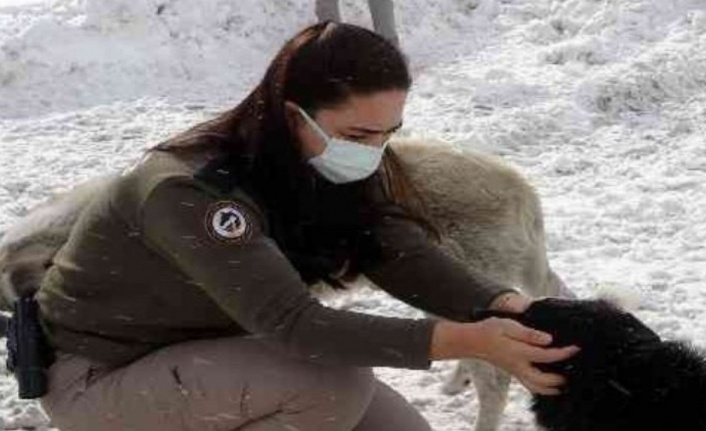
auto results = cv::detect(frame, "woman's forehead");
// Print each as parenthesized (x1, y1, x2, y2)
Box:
(318, 90, 407, 130)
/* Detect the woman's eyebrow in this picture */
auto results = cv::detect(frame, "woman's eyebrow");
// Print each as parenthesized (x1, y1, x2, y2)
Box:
(348, 121, 403, 134)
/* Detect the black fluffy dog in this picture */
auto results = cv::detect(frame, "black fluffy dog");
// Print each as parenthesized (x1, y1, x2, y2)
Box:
(483, 298, 706, 431)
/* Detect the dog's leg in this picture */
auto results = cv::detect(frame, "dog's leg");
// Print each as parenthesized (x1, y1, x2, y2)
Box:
(548, 268, 576, 299)
(442, 358, 512, 431)
(441, 356, 475, 395)
(469, 360, 511, 431)
(440, 356, 512, 431)
(523, 252, 575, 300)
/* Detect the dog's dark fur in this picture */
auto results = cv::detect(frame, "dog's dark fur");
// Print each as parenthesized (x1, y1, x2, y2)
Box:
(483, 298, 706, 431)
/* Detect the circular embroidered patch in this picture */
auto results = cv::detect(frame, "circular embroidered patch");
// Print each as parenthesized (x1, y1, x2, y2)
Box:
(205, 201, 252, 243)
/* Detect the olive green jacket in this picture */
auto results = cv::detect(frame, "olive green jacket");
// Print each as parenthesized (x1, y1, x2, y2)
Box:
(36, 150, 512, 369)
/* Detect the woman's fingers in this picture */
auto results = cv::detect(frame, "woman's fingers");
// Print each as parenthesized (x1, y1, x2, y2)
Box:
(527, 345, 580, 364)
(523, 365, 566, 387)
(478, 317, 582, 396)
(501, 319, 553, 346)
(500, 319, 581, 362)
(494, 320, 580, 395)
(517, 366, 566, 396)
(523, 379, 562, 396)
(514, 344, 579, 396)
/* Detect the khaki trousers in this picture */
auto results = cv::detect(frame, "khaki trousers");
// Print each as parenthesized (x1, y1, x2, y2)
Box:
(41, 336, 431, 431)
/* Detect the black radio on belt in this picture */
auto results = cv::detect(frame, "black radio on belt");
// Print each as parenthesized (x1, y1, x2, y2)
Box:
(5, 295, 54, 399)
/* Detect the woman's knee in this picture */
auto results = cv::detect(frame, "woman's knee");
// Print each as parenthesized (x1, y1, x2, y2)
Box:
(235, 361, 377, 430)
(354, 381, 431, 431)
(323, 367, 376, 400)
(315, 365, 376, 409)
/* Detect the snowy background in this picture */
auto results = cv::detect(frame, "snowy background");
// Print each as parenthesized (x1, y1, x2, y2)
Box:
(1, 0, 705, 429)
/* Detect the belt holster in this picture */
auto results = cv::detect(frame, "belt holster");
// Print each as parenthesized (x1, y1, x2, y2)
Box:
(5, 295, 55, 399)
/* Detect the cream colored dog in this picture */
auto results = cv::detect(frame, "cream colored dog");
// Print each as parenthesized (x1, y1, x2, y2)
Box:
(386, 138, 571, 431)
(0, 138, 571, 431)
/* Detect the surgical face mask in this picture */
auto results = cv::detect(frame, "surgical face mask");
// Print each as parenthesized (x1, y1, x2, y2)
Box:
(297, 106, 390, 184)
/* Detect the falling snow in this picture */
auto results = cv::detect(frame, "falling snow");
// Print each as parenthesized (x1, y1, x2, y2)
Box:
(1, 0, 705, 429)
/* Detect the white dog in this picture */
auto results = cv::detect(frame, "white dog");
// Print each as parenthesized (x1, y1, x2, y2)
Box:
(388, 138, 572, 431)
(0, 138, 570, 431)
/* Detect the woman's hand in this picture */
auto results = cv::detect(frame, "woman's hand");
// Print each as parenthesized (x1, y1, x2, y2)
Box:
(470, 317, 579, 395)
(430, 319, 579, 396)
(488, 292, 534, 314)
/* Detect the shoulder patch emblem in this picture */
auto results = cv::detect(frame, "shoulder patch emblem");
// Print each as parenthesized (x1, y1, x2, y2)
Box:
(205, 201, 252, 244)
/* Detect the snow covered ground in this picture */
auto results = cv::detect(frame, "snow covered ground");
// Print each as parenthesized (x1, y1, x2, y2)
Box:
(1, 0, 705, 429)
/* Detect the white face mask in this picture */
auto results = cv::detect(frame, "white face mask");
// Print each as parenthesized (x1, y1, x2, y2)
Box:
(297, 106, 390, 184)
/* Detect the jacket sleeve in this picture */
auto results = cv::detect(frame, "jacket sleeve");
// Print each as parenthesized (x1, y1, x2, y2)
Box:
(139, 177, 434, 369)
(363, 200, 517, 322)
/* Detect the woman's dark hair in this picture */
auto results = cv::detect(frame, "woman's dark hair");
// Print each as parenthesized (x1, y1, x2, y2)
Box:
(151, 22, 438, 283)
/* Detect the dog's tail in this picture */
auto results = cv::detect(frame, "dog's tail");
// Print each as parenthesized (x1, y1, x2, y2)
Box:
(594, 283, 643, 312)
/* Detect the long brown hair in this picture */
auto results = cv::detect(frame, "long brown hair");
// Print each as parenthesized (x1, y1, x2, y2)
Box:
(152, 22, 437, 281)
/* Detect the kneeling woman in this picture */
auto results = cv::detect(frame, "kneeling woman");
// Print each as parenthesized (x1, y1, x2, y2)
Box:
(37, 22, 577, 430)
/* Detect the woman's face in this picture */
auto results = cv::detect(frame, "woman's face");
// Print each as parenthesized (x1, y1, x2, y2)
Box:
(285, 89, 407, 159)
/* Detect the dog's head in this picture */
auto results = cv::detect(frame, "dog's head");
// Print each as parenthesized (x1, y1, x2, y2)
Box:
(494, 298, 706, 430)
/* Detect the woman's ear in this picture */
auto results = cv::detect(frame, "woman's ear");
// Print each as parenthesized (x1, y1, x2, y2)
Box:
(283, 101, 303, 134)
(283, 101, 325, 159)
